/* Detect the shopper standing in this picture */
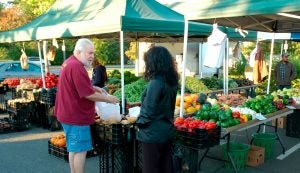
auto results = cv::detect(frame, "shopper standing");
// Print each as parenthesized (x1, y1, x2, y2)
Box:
(55, 38, 119, 173)
(92, 58, 108, 88)
(274, 53, 297, 90)
(136, 46, 179, 173)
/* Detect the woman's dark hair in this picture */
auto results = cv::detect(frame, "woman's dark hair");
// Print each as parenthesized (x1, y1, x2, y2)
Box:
(143, 46, 179, 86)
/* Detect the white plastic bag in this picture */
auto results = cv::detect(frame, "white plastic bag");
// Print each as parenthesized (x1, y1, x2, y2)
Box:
(128, 106, 140, 118)
(95, 102, 121, 122)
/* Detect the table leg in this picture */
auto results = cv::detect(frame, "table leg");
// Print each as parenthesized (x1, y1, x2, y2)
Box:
(198, 147, 209, 170)
(225, 133, 238, 173)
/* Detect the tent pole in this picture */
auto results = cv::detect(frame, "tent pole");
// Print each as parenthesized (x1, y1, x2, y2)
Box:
(223, 47, 226, 95)
(267, 33, 275, 94)
(37, 41, 46, 88)
(179, 18, 189, 118)
(62, 40, 66, 61)
(120, 31, 125, 115)
(198, 43, 203, 78)
(135, 41, 139, 77)
(226, 38, 229, 95)
(43, 41, 49, 74)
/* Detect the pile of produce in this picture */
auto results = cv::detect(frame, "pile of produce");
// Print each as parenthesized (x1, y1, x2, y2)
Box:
(235, 78, 254, 87)
(194, 103, 252, 128)
(174, 94, 200, 116)
(50, 134, 66, 147)
(217, 94, 246, 107)
(174, 117, 217, 132)
(4, 77, 39, 87)
(113, 78, 147, 102)
(16, 79, 36, 90)
(35, 73, 58, 88)
(200, 77, 219, 90)
(183, 76, 210, 94)
(292, 79, 300, 88)
(243, 94, 279, 114)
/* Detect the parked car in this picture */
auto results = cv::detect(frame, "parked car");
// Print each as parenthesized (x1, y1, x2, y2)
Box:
(28, 56, 51, 65)
(0, 61, 45, 81)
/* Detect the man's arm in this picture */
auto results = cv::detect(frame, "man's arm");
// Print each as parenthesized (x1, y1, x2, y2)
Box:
(291, 64, 297, 80)
(85, 92, 119, 103)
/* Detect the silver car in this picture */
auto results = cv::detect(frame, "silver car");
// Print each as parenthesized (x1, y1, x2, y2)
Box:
(0, 61, 44, 81)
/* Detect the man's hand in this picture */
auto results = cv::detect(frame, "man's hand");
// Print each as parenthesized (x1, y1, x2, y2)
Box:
(107, 95, 119, 104)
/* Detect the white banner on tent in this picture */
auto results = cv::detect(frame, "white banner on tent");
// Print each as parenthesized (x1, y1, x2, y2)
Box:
(257, 32, 291, 40)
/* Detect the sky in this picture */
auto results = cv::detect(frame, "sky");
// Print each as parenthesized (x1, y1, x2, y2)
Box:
(0, 0, 11, 3)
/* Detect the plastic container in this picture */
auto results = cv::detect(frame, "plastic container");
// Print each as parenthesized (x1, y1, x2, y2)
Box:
(222, 142, 250, 170)
(252, 133, 276, 160)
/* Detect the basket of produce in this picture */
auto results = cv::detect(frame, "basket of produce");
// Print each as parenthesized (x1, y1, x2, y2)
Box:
(174, 117, 220, 149)
(93, 120, 136, 145)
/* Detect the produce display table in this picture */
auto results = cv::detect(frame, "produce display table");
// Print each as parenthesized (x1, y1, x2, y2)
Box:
(196, 108, 294, 173)
(205, 85, 256, 98)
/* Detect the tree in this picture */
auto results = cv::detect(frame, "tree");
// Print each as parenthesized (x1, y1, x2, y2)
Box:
(93, 39, 129, 65)
(0, 5, 27, 31)
(125, 42, 137, 61)
(13, 0, 55, 20)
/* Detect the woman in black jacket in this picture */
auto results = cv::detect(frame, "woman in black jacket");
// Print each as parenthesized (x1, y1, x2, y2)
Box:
(91, 59, 108, 88)
(136, 46, 179, 173)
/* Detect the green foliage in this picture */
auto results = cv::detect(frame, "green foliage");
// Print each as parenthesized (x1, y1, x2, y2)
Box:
(229, 53, 247, 77)
(125, 42, 137, 61)
(14, 0, 55, 19)
(289, 55, 300, 79)
(107, 69, 140, 86)
(93, 39, 129, 65)
(200, 76, 219, 90)
(255, 78, 277, 95)
(0, 47, 9, 60)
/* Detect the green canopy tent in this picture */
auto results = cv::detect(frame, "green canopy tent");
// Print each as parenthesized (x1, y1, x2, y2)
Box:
(161, 0, 300, 33)
(159, 0, 300, 117)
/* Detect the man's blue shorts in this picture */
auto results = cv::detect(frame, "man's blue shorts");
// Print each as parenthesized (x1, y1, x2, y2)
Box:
(61, 123, 93, 153)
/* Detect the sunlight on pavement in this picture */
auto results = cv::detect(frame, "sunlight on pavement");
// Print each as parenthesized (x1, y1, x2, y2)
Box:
(0, 131, 63, 143)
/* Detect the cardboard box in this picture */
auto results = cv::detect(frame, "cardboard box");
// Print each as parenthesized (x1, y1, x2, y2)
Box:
(272, 116, 287, 128)
(246, 145, 265, 167)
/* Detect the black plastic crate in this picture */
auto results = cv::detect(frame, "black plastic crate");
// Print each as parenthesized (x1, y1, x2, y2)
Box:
(173, 144, 199, 173)
(40, 89, 56, 106)
(94, 123, 135, 145)
(48, 140, 99, 162)
(135, 140, 143, 173)
(0, 84, 9, 94)
(7, 101, 35, 113)
(48, 140, 69, 161)
(10, 87, 22, 99)
(8, 110, 31, 131)
(37, 103, 61, 131)
(0, 94, 7, 113)
(286, 109, 300, 138)
(175, 125, 221, 149)
(99, 142, 134, 173)
(0, 118, 14, 133)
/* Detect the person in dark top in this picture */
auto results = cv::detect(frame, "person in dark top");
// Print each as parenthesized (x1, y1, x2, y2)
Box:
(92, 59, 108, 88)
(136, 46, 179, 173)
(274, 53, 297, 90)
